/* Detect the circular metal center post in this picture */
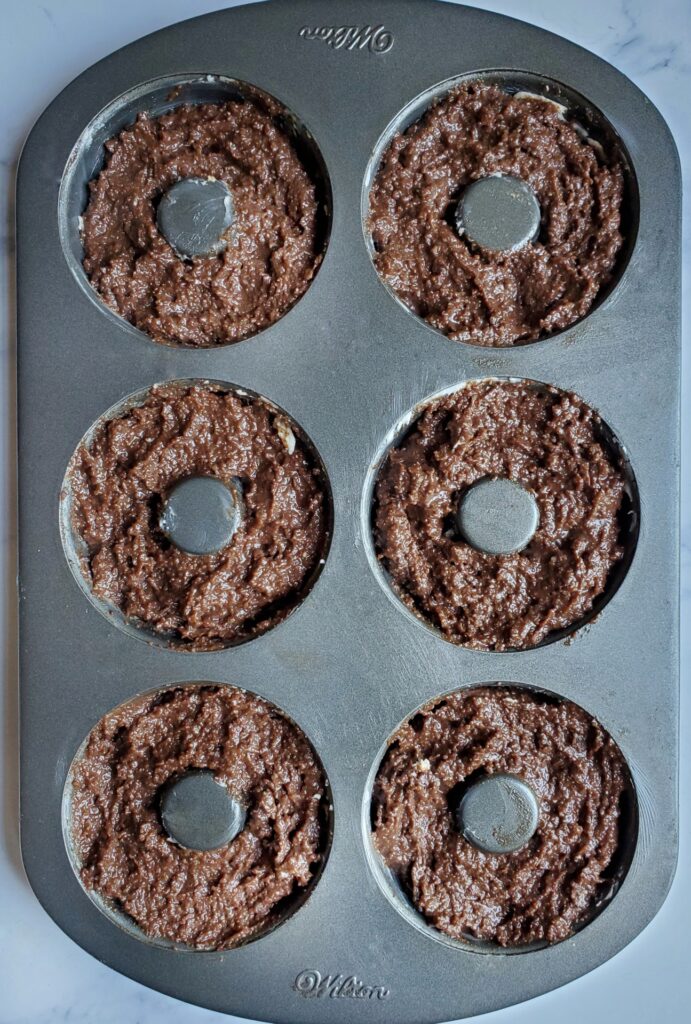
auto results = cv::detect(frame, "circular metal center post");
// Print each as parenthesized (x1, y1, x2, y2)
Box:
(455, 174, 541, 252)
(157, 176, 234, 258)
(160, 476, 241, 556)
(456, 773, 540, 854)
(160, 770, 246, 851)
(457, 477, 539, 555)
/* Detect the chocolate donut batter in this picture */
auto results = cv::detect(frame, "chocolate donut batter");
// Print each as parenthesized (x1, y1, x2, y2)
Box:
(374, 380, 629, 650)
(369, 82, 625, 346)
(70, 685, 329, 949)
(68, 383, 330, 650)
(81, 95, 326, 346)
(372, 687, 630, 947)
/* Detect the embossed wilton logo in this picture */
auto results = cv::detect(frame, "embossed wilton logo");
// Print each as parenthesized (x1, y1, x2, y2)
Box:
(299, 24, 394, 54)
(294, 969, 390, 1001)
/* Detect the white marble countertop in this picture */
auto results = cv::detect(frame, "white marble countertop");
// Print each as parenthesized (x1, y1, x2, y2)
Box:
(1, 1, 688, 1022)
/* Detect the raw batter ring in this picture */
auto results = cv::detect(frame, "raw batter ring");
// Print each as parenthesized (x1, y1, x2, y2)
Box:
(59, 74, 332, 348)
(60, 379, 333, 651)
(366, 71, 637, 347)
(368, 685, 637, 950)
(371, 378, 639, 651)
(64, 683, 333, 951)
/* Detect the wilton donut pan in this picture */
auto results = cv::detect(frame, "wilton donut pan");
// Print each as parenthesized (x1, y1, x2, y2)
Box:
(16, 0, 680, 1021)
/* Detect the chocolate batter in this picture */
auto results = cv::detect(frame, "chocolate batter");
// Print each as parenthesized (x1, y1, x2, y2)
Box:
(374, 380, 629, 650)
(70, 685, 329, 949)
(68, 383, 330, 650)
(372, 687, 630, 947)
(369, 81, 625, 346)
(81, 95, 326, 346)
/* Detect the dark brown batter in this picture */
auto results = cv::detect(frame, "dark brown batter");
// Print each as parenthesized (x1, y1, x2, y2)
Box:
(374, 380, 628, 650)
(68, 383, 330, 650)
(369, 82, 624, 346)
(70, 685, 329, 949)
(372, 687, 630, 947)
(81, 95, 326, 346)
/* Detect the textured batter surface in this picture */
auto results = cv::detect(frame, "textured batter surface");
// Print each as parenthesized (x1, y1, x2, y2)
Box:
(372, 687, 630, 947)
(81, 96, 326, 346)
(68, 384, 329, 650)
(374, 380, 629, 650)
(70, 685, 329, 949)
(369, 82, 625, 346)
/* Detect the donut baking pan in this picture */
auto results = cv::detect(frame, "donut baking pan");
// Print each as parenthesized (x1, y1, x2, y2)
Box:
(16, 1, 680, 1021)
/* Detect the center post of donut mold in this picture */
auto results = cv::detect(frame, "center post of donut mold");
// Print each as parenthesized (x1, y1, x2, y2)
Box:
(456, 773, 540, 855)
(456, 477, 539, 555)
(156, 176, 235, 259)
(160, 475, 242, 556)
(159, 770, 246, 852)
(455, 174, 541, 252)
